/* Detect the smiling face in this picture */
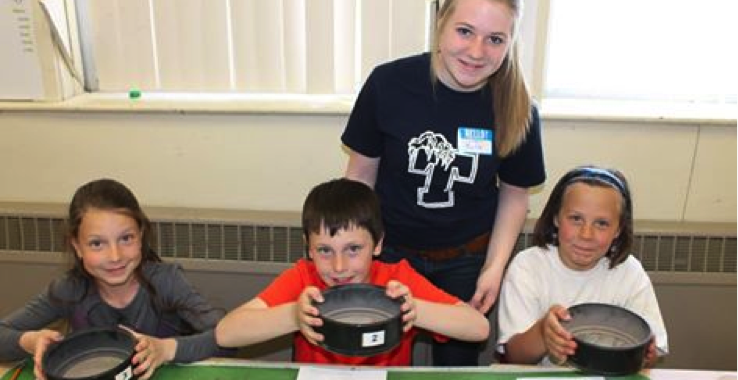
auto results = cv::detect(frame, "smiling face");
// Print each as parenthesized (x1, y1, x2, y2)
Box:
(434, 0, 515, 92)
(71, 208, 143, 294)
(555, 183, 623, 271)
(307, 224, 382, 287)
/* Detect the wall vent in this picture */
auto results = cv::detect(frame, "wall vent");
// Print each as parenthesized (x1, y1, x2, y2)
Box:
(1, 211, 735, 273)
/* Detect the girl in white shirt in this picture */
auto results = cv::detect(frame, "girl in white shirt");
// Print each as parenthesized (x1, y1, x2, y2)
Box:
(497, 166, 668, 367)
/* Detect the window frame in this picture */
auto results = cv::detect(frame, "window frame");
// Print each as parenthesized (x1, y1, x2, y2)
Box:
(1, 0, 733, 125)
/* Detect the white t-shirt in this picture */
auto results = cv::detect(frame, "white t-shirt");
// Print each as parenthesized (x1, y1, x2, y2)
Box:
(496, 245, 668, 364)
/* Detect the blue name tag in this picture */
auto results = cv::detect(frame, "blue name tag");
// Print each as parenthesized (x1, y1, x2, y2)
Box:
(457, 127, 493, 155)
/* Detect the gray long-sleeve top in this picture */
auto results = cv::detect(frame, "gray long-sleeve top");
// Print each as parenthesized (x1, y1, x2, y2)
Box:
(0, 262, 226, 362)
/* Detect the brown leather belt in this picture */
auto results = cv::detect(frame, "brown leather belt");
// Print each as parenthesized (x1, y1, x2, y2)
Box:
(396, 231, 491, 262)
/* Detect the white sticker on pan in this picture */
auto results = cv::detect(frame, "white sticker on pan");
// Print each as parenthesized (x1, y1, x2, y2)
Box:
(362, 331, 385, 347)
(115, 366, 133, 380)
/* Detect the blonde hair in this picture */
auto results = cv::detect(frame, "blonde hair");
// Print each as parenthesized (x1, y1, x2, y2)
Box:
(432, 0, 532, 157)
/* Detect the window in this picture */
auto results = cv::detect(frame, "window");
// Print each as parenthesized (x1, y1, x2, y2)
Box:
(543, 0, 736, 107)
(32, 0, 737, 117)
(75, 0, 437, 94)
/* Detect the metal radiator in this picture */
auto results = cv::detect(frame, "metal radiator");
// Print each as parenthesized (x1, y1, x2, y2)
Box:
(0, 205, 735, 274)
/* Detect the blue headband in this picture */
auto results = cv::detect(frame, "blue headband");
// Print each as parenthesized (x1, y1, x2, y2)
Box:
(567, 167, 627, 195)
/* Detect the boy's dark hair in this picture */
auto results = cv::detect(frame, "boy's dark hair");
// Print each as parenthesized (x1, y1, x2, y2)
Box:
(302, 178, 384, 248)
(532, 166, 634, 268)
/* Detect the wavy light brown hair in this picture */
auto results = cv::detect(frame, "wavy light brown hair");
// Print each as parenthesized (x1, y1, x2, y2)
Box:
(432, 0, 532, 157)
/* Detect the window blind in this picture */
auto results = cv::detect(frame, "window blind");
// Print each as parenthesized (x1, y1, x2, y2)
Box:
(80, 0, 436, 94)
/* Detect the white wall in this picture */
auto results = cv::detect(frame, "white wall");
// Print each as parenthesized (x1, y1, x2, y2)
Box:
(0, 109, 734, 223)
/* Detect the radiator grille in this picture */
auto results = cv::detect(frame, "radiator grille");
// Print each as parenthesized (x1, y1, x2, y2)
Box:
(1, 213, 735, 273)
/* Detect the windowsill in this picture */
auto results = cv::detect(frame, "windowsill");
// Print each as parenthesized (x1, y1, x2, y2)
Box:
(0, 93, 735, 125)
(0, 92, 357, 116)
(541, 98, 735, 125)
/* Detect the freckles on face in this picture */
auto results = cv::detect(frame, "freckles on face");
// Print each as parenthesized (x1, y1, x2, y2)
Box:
(555, 183, 622, 271)
(73, 208, 143, 290)
(435, 0, 515, 92)
(308, 226, 380, 287)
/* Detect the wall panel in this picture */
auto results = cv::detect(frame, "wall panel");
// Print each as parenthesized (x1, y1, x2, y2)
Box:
(0, 112, 734, 223)
(684, 125, 737, 222)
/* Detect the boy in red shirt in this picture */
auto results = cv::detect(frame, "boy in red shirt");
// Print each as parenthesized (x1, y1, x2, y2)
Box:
(216, 178, 489, 365)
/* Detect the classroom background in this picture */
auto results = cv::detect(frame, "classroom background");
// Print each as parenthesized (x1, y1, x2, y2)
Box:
(1, 0, 735, 372)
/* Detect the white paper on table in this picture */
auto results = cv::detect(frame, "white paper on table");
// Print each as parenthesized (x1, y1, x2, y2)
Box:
(296, 366, 387, 380)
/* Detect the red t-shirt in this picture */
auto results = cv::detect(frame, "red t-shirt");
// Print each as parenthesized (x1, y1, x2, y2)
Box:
(258, 259, 459, 365)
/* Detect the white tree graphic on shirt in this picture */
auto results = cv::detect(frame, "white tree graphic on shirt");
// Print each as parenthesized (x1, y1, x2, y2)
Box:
(407, 131, 478, 208)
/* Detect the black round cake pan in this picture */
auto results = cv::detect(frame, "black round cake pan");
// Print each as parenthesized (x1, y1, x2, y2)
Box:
(314, 283, 403, 356)
(43, 326, 137, 380)
(561, 303, 652, 376)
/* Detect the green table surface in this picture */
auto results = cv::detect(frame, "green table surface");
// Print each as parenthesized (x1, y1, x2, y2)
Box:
(1, 358, 650, 380)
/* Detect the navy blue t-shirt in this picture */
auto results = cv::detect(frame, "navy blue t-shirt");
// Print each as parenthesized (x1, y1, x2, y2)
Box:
(342, 53, 545, 249)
